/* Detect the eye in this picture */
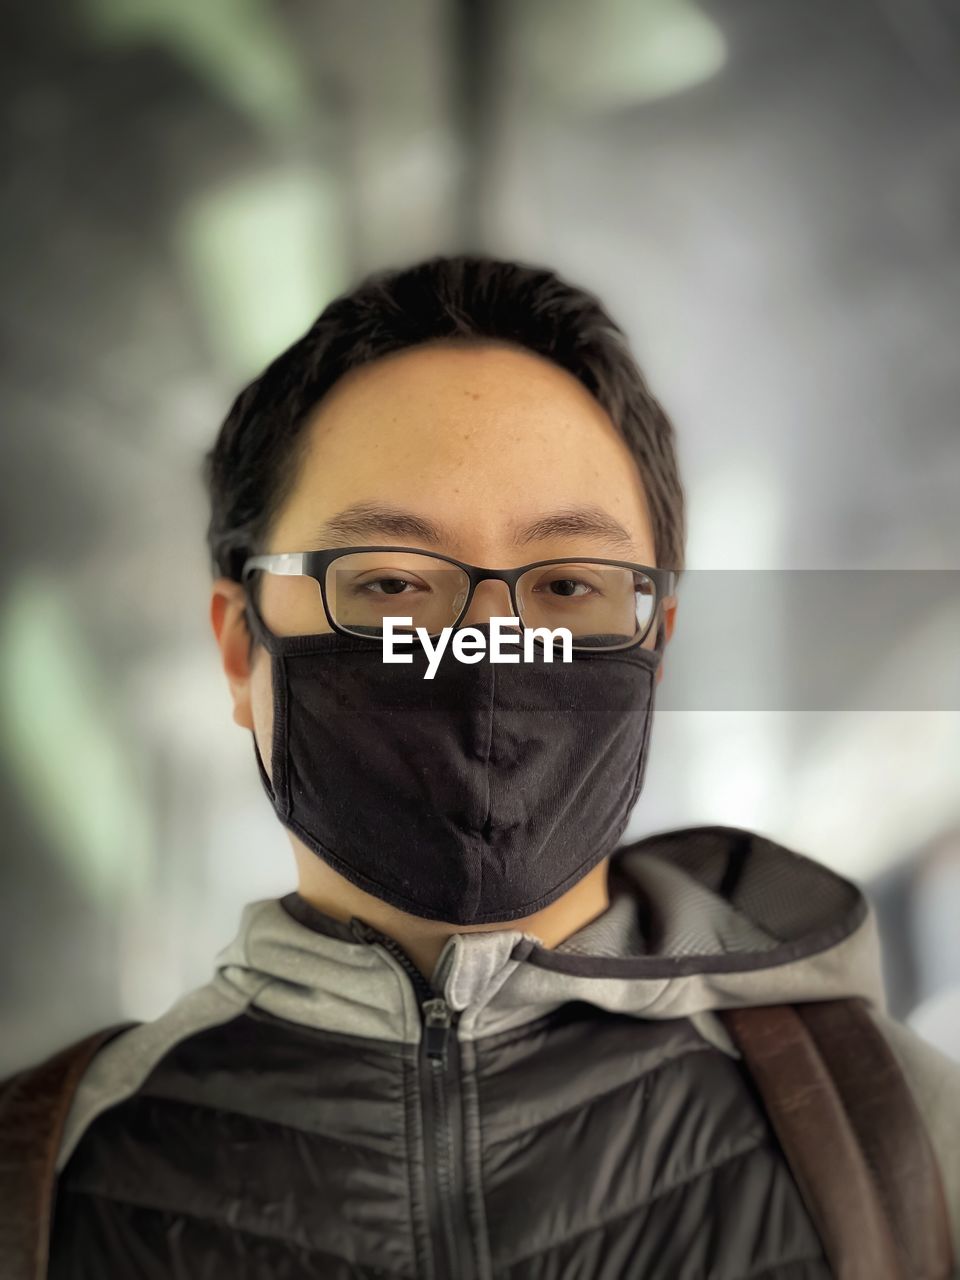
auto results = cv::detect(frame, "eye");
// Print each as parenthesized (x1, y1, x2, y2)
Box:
(526, 568, 607, 600)
(358, 575, 426, 596)
(542, 577, 594, 598)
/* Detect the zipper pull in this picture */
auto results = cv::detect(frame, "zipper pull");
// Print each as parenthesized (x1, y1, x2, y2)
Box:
(350, 919, 377, 944)
(422, 997, 452, 1064)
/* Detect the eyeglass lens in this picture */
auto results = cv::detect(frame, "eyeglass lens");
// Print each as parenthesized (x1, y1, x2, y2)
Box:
(325, 551, 655, 649)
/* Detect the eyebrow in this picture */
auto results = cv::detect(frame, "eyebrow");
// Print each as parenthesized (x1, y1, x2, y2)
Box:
(311, 501, 638, 554)
(313, 502, 454, 547)
(511, 506, 637, 552)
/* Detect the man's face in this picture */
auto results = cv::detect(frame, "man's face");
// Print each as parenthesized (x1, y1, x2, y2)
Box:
(215, 340, 675, 770)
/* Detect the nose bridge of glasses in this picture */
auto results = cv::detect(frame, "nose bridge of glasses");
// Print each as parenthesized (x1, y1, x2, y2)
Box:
(460, 570, 517, 626)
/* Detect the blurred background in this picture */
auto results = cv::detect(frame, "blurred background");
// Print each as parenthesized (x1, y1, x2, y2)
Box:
(2, 0, 959, 1074)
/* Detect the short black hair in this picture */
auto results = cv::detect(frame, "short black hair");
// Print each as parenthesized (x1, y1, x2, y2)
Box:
(202, 253, 686, 586)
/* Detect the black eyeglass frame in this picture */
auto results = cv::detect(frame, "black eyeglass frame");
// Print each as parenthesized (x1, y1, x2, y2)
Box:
(241, 546, 678, 651)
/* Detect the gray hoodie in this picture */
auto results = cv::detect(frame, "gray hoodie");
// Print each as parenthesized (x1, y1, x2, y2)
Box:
(56, 823, 960, 1272)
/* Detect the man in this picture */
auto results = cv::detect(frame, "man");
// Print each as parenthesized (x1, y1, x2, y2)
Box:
(5, 255, 959, 1277)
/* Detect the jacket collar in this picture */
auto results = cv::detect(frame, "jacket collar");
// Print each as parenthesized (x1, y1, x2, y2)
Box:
(213, 823, 885, 1046)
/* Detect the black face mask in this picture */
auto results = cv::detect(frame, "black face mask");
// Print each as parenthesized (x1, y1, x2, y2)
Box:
(245, 601, 665, 925)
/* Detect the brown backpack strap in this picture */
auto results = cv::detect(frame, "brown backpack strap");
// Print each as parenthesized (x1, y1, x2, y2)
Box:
(797, 999, 955, 1280)
(720, 1000, 955, 1280)
(0, 1022, 138, 1280)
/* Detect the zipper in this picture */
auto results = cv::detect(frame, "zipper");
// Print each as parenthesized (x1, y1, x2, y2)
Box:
(421, 995, 467, 1279)
(351, 921, 475, 1280)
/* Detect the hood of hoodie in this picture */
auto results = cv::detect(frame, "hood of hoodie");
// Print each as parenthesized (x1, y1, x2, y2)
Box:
(212, 823, 885, 1050)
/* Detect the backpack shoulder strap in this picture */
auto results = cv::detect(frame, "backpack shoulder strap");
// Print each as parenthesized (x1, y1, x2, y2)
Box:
(720, 999, 955, 1280)
(0, 1022, 139, 1280)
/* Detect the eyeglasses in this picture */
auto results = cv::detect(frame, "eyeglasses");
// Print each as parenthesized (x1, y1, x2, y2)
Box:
(241, 546, 677, 651)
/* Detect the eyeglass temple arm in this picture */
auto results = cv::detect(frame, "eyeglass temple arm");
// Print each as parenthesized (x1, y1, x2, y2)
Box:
(242, 553, 306, 580)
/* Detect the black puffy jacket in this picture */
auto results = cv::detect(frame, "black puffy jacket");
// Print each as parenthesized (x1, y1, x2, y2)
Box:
(46, 825, 960, 1278)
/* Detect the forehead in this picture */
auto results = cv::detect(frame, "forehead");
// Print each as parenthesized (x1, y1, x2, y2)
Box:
(310, 339, 615, 444)
(272, 341, 653, 555)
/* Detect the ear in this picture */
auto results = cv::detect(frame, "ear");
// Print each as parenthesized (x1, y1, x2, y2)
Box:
(655, 596, 678, 686)
(210, 578, 256, 730)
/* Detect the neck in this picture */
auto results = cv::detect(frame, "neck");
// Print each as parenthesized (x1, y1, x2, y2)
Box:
(292, 841, 612, 979)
